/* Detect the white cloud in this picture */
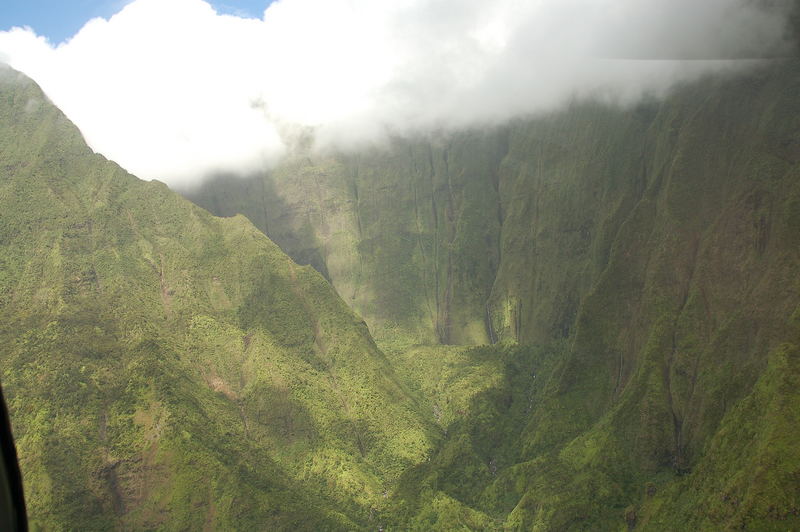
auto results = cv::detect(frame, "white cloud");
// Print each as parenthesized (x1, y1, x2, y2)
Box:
(0, 0, 794, 187)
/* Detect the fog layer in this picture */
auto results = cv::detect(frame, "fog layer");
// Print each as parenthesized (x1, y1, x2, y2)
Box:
(0, 0, 794, 186)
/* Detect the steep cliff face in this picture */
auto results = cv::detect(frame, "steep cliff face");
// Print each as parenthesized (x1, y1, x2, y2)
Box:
(0, 66, 437, 530)
(186, 62, 800, 352)
(186, 60, 800, 529)
(186, 130, 508, 347)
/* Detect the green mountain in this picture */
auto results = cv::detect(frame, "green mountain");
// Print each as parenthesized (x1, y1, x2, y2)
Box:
(187, 61, 800, 529)
(0, 64, 439, 530)
(2, 55, 800, 530)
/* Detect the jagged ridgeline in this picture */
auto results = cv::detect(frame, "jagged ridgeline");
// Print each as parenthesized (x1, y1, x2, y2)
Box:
(187, 61, 800, 530)
(0, 64, 442, 529)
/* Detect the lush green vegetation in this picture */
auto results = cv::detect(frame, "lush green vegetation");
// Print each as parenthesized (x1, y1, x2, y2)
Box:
(188, 61, 800, 529)
(0, 65, 437, 530)
(3, 58, 800, 530)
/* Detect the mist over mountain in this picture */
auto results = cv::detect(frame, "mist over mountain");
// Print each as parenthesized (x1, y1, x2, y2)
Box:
(3, 53, 800, 529)
(2, 1, 800, 530)
(0, 64, 440, 529)
(0, 0, 796, 186)
(185, 57, 800, 529)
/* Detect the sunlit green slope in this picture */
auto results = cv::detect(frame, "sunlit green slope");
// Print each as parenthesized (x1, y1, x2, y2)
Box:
(0, 64, 438, 530)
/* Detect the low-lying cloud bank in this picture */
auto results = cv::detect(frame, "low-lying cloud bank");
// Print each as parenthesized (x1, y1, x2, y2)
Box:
(0, 0, 796, 187)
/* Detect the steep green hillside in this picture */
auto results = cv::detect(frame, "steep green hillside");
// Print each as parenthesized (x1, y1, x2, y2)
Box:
(0, 65, 438, 530)
(4, 54, 800, 530)
(187, 60, 800, 529)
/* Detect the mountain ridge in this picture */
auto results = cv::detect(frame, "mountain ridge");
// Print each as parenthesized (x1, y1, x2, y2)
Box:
(2, 58, 800, 529)
(0, 63, 437, 530)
